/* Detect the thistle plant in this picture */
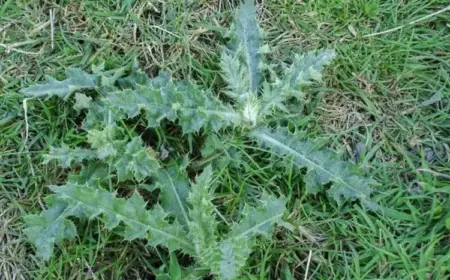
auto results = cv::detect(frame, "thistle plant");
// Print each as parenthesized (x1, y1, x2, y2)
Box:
(21, 1, 377, 279)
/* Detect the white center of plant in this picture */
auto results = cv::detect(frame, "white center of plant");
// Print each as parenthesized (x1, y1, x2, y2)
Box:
(242, 100, 259, 126)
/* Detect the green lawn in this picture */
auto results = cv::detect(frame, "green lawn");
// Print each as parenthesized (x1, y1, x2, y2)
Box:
(1, 0, 449, 279)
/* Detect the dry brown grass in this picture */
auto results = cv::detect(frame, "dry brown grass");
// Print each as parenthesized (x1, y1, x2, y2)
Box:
(1, 197, 36, 280)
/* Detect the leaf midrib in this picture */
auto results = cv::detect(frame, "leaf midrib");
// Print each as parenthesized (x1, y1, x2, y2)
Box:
(106, 96, 240, 121)
(32, 204, 72, 244)
(58, 191, 194, 252)
(238, 4, 258, 93)
(236, 213, 283, 237)
(162, 169, 190, 227)
(252, 130, 368, 200)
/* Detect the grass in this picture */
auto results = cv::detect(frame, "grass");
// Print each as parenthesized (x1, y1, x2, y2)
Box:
(1, 0, 449, 279)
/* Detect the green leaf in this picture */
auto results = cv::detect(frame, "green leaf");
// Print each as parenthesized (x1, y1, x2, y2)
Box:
(91, 61, 105, 74)
(261, 50, 335, 114)
(201, 134, 225, 158)
(229, 193, 286, 239)
(82, 102, 107, 130)
(99, 65, 128, 88)
(104, 73, 240, 133)
(67, 162, 109, 185)
(42, 145, 94, 168)
(220, 50, 249, 103)
(201, 134, 243, 170)
(73, 93, 93, 111)
(112, 137, 160, 182)
(187, 166, 219, 260)
(81, 101, 125, 130)
(155, 165, 190, 227)
(87, 125, 125, 159)
(285, 50, 335, 88)
(118, 67, 152, 89)
(186, 167, 284, 280)
(169, 252, 182, 280)
(50, 136, 158, 182)
(50, 183, 195, 254)
(217, 238, 251, 280)
(213, 194, 286, 280)
(20, 68, 96, 99)
(235, 0, 261, 93)
(250, 127, 378, 209)
(155, 273, 171, 280)
(23, 199, 76, 260)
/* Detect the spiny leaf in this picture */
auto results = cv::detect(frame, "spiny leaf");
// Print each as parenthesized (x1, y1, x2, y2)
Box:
(81, 101, 126, 131)
(229, 193, 286, 239)
(23, 198, 76, 260)
(217, 238, 251, 280)
(235, 0, 260, 93)
(201, 134, 226, 158)
(73, 93, 93, 111)
(50, 183, 195, 254)
(67, 162, 109, 185)
(261, 50, 335, 114)
(155, 165, 190, 227)
(187, 166, 219, 260)
(45, 136, 158, 182)
(200, 134, 230, 169)
(104, 72, 240, 133)
(98, 65, 129, 88)
(214, 194, 286, 280)
(201, 134, 243, 170)
(87, 125, 125, 159)
(285, 50, 335, 88)
(42, 145, 94, 168)
(220, 50, 248, 103)
(250, 127, 378, 209)
(113, 137, 159, 182)
(20, 68, 96, 99)
(118, 67, 152, 89)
